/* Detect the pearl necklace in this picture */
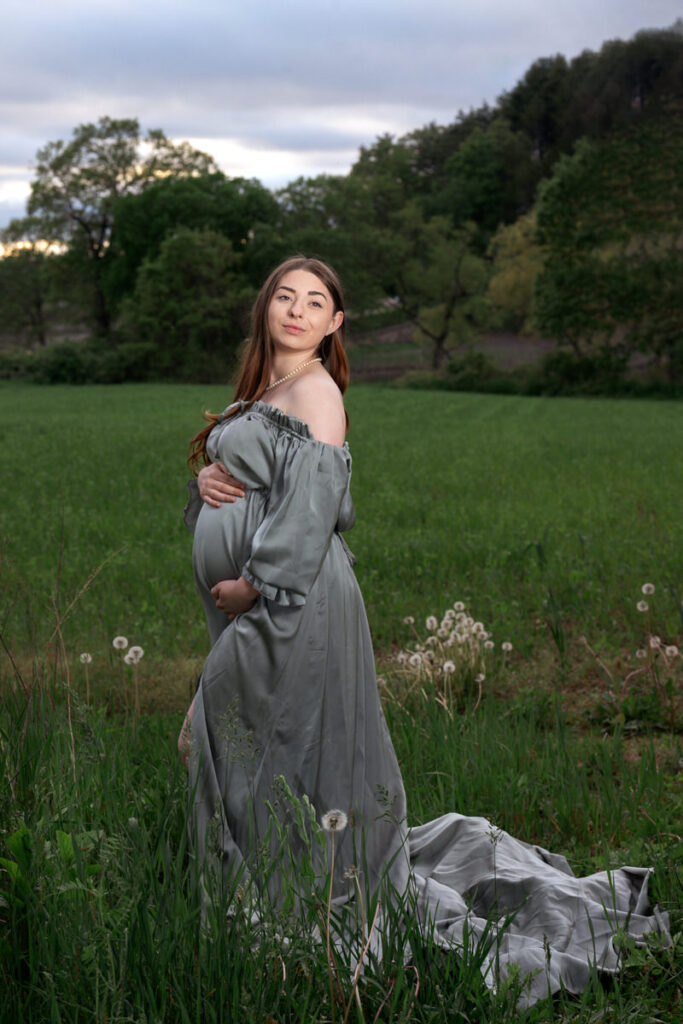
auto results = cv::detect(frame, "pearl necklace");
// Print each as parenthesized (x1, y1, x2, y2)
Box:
(263, 356, 322, 393)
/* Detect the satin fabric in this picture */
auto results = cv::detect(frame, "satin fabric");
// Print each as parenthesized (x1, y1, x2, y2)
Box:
(186, 400, 668, 1007)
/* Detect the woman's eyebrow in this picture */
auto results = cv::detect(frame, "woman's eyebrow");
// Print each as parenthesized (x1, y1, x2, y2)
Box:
(278, 285, 328, 300)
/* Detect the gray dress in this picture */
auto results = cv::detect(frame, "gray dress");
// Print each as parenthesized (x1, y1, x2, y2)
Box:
(186, 400, 668, 1008)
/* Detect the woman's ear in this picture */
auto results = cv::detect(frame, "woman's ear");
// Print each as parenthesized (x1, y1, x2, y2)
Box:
(329, 310, 344, 334)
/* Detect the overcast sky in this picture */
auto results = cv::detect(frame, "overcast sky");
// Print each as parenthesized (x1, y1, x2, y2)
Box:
(1, 0, 680, 228)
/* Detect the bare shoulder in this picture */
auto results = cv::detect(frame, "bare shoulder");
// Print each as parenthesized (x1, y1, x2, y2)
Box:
(286, 372, 346, 446)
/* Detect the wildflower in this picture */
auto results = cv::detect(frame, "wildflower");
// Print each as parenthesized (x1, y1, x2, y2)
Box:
(425, 636, 438, 647)
(124, 651, 135, 665)
(484, 640, 495, 650)
(443, 609, 455, 623)
(426, 615, 438, 632)
(635, 649, 647, 659)
(409, 653, 422, 667)
(403, 616, 415, 625)
(472, 622, 485, 635)
(641, 583, 655, 595)
(649, 635, 661, 649)
(79, 652, 93, 664)
(501, 641, 513, 653)
(128, 645, 144, 663)
(437, 626, 449, 639)
(453, 601, 465, 612)
(321, 809, 348, 833)
(443, 661, 455, 675)
(665, 645, 679, 658)
(377, 676, 386, 688)
(112, 636, 128, 650)
(455, 612, 467, 624)
(396, 651, 408, 664)
(636, 600, 649, 613)
(475, 673, 486, 684)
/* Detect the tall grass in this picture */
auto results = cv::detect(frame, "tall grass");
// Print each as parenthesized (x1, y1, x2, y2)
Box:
(1, 672, 680, 1023)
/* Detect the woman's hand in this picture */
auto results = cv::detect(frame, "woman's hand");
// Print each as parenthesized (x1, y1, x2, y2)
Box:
(211, 577, 258, 616)
(198, 462, 246, 507)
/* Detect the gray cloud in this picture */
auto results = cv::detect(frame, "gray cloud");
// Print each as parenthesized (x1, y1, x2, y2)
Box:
(1, 0, 680, 225)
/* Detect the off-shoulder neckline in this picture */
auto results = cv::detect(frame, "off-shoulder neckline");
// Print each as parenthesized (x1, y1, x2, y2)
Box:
(221, 399, 349, 451)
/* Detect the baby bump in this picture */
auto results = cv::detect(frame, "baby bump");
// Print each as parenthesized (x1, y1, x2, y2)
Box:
(192, 492, 267, 592)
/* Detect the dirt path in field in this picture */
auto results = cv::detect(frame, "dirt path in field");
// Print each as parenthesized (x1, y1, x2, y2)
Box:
(348, 322, 556, 380)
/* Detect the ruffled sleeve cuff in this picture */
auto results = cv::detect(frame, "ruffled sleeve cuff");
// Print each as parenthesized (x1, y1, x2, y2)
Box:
(241, 565, 307, 607)
(183, 478, 202, 533)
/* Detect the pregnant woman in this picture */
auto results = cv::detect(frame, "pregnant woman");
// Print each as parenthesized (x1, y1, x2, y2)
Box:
(182, 256, 667, 1007)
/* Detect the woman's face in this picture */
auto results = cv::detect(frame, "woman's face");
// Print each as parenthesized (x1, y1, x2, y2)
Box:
(267, 269, 343, 356)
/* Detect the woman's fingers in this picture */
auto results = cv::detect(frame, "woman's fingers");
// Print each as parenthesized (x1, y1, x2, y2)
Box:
(198, 462, 246, 505)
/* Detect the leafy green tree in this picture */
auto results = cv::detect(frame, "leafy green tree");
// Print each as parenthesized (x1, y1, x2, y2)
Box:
(487, 211, 544, 332)
(389, 203, 489, 369)
(119, 227, 253, 380)
(26, 117, 216, 335)
(104, 172, 279, 308)
(438, 118, 539, 239)
(535, 114, 683, 378)
(0, 217, 58, 346)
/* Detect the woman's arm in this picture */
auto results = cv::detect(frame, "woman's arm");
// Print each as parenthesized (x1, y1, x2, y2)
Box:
(198, 462, 246, 507)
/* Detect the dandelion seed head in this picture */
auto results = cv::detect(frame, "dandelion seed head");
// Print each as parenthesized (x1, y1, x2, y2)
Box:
(426, 615, 438, 632)
(425, 636, 438, 647)
(321, 809, 348, 833)
(443, 609, 455, 623)
(437, 626, 449, 639)
(484, 640, 495, 650)
(473, 622, 485, 635)
(475, 673, 486, 684)
(128, 645, 144, 663)
(636, 600, 649, 613)
(635, 648, 647, 659)
(112, 636, 128, 650)
(453, 602, 465, 612)
(397, 652, 408, 664)
(641, 583, 655, 595)
(455, 611, 467, 623)
(443, 661, 456, 675)
(665, 645, 679, 658)
(649, 635, 661, 649)
(409, 653, 422, 667)
(501, 641, 513, 653)
(403, 616, 415, 625)
(79, 652, 93, 664)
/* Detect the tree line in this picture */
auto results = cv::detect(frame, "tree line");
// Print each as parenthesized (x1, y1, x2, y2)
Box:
(1, 23, 682, 388)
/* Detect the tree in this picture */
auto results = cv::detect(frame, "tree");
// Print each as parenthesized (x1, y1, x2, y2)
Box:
(26, 117, 216, 335)
(104, 172, 279, 308)
(388, 204, 489, 369)
(119, 228, 254, 380)
(487, 212, 545, 333)
(535, 114, 683, 378)
(438, 118, 539, 240)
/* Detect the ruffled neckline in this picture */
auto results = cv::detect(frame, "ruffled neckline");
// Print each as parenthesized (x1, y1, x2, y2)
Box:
(220, 399, 349, 451)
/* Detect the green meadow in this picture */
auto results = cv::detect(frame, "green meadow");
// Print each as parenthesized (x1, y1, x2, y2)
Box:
(1, 382, 681, 1022)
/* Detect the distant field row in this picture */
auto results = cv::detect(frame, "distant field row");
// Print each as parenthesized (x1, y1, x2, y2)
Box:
(0, 382, 680, 699)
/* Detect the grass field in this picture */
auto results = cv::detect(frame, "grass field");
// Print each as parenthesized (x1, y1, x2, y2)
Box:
(1, 382, 681, 1021)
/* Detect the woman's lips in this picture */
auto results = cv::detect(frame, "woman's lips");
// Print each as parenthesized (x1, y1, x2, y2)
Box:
(284, 325, 305, 334)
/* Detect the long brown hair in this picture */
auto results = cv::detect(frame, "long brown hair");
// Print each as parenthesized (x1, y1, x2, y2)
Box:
(188, 256, 349, 472)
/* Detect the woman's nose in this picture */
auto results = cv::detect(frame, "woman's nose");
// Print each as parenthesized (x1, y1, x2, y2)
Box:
(288, 297, 304, 317)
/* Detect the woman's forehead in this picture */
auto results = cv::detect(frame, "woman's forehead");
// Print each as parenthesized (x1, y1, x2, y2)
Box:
(276, 268, 331, 299)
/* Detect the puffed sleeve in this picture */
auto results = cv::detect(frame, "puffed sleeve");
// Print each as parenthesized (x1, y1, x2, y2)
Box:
(241, 437, 351, 607)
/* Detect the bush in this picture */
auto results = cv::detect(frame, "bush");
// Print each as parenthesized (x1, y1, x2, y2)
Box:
(0, 340, 159, 385)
